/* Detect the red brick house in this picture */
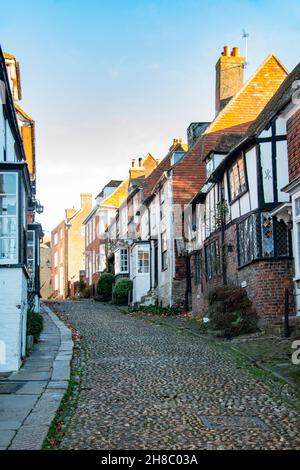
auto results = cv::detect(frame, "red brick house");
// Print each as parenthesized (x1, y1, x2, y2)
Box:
(187, 61, 300, 329)
(138, 47, 288, 309)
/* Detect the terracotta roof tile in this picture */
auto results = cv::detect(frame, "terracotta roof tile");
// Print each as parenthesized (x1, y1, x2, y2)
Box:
(172, 54, 288, 204)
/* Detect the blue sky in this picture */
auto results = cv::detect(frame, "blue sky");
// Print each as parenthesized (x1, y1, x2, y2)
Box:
(0, 0, 299, 232)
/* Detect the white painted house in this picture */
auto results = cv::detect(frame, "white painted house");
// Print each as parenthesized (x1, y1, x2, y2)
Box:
(0, 47, 42, 372)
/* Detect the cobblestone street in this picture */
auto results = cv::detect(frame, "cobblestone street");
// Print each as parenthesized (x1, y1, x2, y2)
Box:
(50, 300, 300, 450)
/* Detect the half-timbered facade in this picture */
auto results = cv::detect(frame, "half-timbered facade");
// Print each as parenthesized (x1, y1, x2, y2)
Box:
(187, 64, 300, 328)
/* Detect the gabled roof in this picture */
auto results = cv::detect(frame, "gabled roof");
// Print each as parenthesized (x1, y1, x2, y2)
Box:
(204, 54, 288, 135)
(172, 54, 288, 205)
(246, 61, 300, 137)
(142, 142, 186, 200)
(95, 180, 123, 200)
(15, 104, 36, 181)
(208, 62, 300, 182)
(4, 52, 22, 101)
(101, 153, 158, 208)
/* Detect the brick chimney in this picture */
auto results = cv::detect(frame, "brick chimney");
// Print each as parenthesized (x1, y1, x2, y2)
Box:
(215, 46, 245, 114)
(80, 193, 92, 210)
(65, 207, 77, 220)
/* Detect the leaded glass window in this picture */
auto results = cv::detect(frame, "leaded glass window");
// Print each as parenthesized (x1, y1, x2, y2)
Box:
(237, 214, 259, 266)
(261, 214, 274, 257)
(205, 240, 220, 279)
(194, 253, 201, 285)
(237, 212, 290, 267)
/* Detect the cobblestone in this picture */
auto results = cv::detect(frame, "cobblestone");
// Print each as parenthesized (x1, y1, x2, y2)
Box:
(50, 300, 300, 450)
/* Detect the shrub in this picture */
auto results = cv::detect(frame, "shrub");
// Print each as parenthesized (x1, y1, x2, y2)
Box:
(113, 278, 133, 305)
(27, 311, 44, 343)
(207, 285, 258, 338)
(97, 273, 115, 300)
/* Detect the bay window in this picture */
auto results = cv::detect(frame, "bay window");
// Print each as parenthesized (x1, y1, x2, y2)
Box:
(229, 155, 246, 201)
(293, 194, 300, 276)
(237, 212, 290, 267)
(0, 172, 18, 263)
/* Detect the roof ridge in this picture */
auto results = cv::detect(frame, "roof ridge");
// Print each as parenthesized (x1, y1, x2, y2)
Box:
(204, 53, 288, 136)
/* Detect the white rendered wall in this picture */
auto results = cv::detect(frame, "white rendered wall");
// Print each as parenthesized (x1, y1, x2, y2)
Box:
(0, 268, 28, 372)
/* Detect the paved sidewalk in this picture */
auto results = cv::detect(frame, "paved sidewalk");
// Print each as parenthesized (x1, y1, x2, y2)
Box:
(0, 304, 73, 450)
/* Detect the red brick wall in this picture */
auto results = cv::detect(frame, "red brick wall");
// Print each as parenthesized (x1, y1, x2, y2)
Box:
(191, 223, 294, 326)
(287, 108, 300, 183)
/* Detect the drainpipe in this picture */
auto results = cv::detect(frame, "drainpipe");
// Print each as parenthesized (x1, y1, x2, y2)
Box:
(147, 205, 153, 289)
(167, 170, 174, 306)
(220, 184, 227, 286)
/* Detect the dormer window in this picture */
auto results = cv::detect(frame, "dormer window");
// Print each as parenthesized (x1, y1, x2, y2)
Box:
(206, 153, 225, 179)
(171, 151, 186, 166)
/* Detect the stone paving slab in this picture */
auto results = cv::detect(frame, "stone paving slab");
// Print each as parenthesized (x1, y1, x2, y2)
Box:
(0, 430, 15, 448)
(8, 425, 51, 450)
(47, 380, 69, 390)
(0, 304, 73, 450)
(16, 381, 48, 395)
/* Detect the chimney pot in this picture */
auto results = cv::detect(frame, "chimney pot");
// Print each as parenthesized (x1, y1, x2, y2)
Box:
(132, 159, 135, 167)
(223, 45, 230, 56)
(138, 158, 142, 167)
(231, 47, 239, 57)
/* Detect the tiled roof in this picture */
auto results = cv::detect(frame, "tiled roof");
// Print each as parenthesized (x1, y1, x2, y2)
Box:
(101, 153, 158, 208)
(142, 143, 186, 200)
(204, 54, 288, 135)
(208, 62, 300, 181)
(246, 61, 300, 137)
(172, 54, 288, 204)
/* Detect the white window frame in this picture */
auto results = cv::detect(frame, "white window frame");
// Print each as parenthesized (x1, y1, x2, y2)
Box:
(54, 251, 58, 268)
(115, 248, 128, 275)
(293, 190, 300, 279)
(54, 274, 58, 291)
(27, 230, 35, 290)
(0, 172, 18, 264)
(137, 246, 150, 274)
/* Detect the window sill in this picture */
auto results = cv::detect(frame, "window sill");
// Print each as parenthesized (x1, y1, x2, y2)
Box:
(238, 256, 293, 270)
